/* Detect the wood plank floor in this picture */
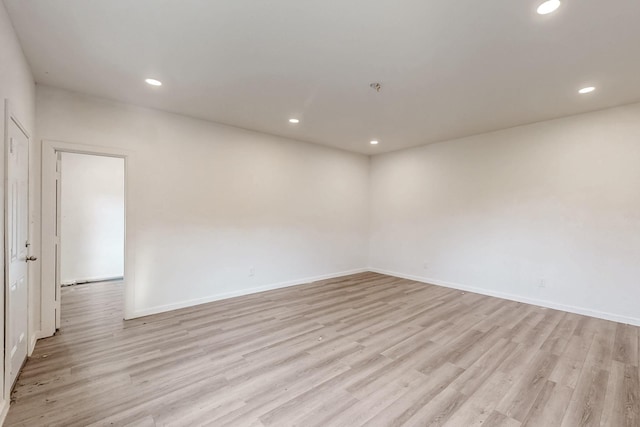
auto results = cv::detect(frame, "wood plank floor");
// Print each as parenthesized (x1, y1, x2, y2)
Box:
(6, 272, 640, 426)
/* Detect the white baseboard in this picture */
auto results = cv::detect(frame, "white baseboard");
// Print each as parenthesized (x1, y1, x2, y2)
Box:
(131, 268, 368, 319)
(61, 275, 124, 286)
(28, 330, 45, 356)
(2, 333, 46, 426)
(369, 268, 640, 327)
(0, 398, 9, 427)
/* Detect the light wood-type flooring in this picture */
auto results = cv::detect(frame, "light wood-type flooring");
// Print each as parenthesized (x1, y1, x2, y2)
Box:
(6, 272, 640, 426)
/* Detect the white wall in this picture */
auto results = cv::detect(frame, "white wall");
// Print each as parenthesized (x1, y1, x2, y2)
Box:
(0, 0, 36, 419)
(370, 102, 640, 325)
(33, 85, 640, 327)
(35, 85, 369, 317)
(60, 153, 124, 284)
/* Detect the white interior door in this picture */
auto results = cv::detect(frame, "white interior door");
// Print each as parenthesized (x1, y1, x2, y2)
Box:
(6, 115, 30, 387)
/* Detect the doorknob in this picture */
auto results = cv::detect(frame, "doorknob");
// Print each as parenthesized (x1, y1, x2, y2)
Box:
(25, 256, 38, 262)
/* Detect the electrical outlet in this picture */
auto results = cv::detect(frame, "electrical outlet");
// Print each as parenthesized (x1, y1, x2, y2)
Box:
(538, 278, 546, 288)
(249, 266, 255, 277)
(423, 261, 428, 270)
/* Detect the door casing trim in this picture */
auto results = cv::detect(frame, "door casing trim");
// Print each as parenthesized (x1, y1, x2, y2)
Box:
(41, 139, 135, 339)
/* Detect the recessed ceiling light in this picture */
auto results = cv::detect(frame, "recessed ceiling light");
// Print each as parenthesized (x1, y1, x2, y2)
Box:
(289, 118, 300, 124)
(579, 86, 596, 94)
(145, 78, 162, 86)
(370, 140, 379, 145)
(537, 0, 561, 15)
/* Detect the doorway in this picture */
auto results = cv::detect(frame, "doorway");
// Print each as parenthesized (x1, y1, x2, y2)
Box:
(57, 153, 125, 328)
(59, 153, 124, 287)
(41, 140, 134, 337)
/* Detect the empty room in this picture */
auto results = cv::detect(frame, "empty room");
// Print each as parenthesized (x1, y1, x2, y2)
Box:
(0, 0, 638, 426)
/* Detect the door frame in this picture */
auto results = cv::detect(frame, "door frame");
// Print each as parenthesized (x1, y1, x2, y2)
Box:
(3, 100, 31, 401)
(41, 139, 135, 337)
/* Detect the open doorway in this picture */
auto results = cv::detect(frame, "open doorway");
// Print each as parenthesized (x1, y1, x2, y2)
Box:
(59, 153, 124, 286)
(41, 140, 134, 338)
(57, 153, 125, 330)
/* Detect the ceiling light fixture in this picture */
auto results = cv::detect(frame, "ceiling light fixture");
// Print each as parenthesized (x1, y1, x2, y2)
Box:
(289, 118, 300, 124)
(537, 0, 561, 15)
(145, 78, 162, 86)
(578, 86, 596, 94)
(370, 140, 379, 145)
